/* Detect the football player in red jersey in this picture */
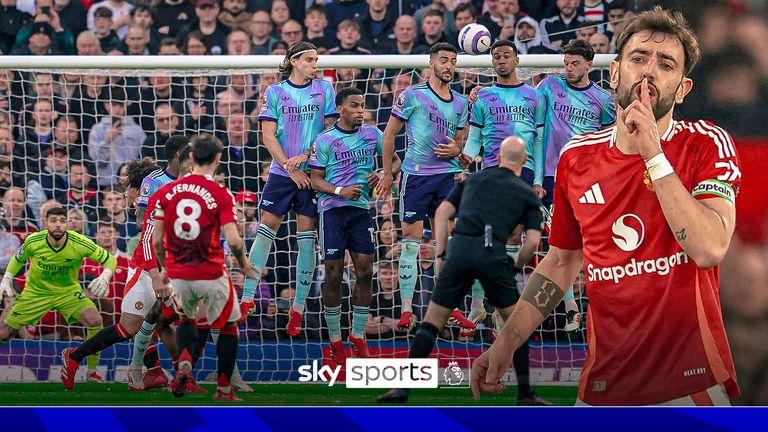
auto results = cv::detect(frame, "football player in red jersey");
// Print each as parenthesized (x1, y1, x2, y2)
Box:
(472, 7, 741, 405)
(153, 134, 257, 401)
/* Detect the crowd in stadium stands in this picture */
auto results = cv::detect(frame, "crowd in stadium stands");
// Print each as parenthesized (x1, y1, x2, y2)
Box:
(0, 0, 766, 354)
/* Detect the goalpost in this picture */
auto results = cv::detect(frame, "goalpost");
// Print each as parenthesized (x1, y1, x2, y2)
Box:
(0, 54, 614, 385)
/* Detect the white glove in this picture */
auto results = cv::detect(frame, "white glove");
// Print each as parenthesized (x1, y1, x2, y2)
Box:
(87, 268, 113, 298)
(1, 272, 14, 298)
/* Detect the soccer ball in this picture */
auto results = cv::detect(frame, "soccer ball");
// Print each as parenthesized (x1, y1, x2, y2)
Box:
(458, 23, 492, 55)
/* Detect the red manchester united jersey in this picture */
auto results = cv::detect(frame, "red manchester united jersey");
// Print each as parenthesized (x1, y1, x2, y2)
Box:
(153, 174, 237, 280)
(549, 119, 741, 405)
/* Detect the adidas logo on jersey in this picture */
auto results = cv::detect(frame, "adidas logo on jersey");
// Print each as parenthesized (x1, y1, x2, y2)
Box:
(578, 183, 605, 204)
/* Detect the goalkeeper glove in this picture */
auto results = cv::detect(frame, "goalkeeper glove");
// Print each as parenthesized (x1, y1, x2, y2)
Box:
(1, 272, 14, 298)
(88, 268, 113, 298)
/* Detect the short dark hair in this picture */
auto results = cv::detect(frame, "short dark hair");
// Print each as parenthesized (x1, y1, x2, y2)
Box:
(165, 135, 189, 162)
(125, 157, 159, 189)
(306, 4, 325, 16)
(424, 9, 444, 22)
(96, 220, 118, 232)
(101, 184, 124, 196)
(616, 6, 700, 77)
(47, 207, 67, 218)
(454, 3, 476, 20)
(131, 4, 155, 20)
(94, 7, 113, 19)
(190, 134, 223, 167)
(335, 86, 363, 106)
(279, 41, 317, 76)
(561, 39, 595, 61)
(430, 42, 458, 57)
(490, 39, 517, 54)
(159, 37, 178, 48)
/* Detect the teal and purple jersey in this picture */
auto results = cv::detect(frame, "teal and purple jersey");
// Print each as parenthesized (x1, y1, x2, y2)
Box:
(466, 82, 545, 169)
(536, 75, 615, 184)
(391, 82, 468, 176)
(257, 78, 339, 177)
(137, 168, 176, 208)
(309, 123, 383, 212)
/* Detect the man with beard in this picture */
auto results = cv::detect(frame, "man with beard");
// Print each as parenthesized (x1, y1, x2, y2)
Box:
(472, 7, 741, 406)
(533, 39, 614, 332)
(0, 207, 116, 383)
(376, 42, 468, 333)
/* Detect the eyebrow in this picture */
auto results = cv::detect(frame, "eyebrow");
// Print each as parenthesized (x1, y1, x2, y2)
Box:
(628, 48, 679, 65)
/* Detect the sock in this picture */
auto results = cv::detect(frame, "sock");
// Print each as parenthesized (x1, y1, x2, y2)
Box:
(471, 280, 484, 311)
(131, 321, 157, 367)
(294, 231, 316, 310)
(409, 322, 440, 359)
(193, 328, 211, 364)
(242, 224, 276, 301)
(175, 318, 199, 365)
(85, 325, 103, 371)
(506, 244, 520, 260)
(216, 326, 239, 391)
(211, 328, 239, 374)
(398, 238, 420, 313)
(71, 324, 130, 362)
(513, 339, 531, 396)
(324, 305, 341, 342)
(351, 305, 368, 338)
(563, 288, 578, 312)
(144, 342, 160, 369)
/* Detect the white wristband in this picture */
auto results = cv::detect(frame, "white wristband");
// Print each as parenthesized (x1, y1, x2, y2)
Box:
(645, 153, 674, 182)
(334, 186, 343, 195)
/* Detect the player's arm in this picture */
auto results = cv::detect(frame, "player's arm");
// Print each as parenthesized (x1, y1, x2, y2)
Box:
(222, 222, 257, 280)
(377, 115, 405, 197)
(463, 126, 482, 159)
(260, 120, 292, 169)
(152, 217, 166, 270)
(310, 168, 362, 201)
(136, 207, 147, 230)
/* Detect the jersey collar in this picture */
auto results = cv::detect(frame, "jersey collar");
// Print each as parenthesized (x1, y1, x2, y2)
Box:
(426, 81, 453, 103)
(46, 231, 69, 253)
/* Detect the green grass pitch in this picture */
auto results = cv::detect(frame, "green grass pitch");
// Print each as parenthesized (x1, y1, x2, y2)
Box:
(0, 383, 578, 406)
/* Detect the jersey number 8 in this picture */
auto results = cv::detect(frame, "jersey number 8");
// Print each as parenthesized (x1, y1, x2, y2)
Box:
(174, 198, 202, 240)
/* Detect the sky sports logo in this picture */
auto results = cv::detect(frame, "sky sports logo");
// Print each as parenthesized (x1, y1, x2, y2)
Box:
(298, 359, 444, 388)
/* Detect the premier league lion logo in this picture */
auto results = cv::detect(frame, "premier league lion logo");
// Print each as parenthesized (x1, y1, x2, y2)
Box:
(443, 361, 464, 386)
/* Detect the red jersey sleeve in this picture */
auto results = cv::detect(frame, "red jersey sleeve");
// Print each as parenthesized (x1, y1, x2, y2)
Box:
(141, 198, 159, 271)
(688, 120, 741, 205)
(548, 154, 583, 250)
(216, 186, 237, 227)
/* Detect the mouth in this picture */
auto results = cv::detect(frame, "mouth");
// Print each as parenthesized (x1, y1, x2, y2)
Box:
(633, 82, 658, 100)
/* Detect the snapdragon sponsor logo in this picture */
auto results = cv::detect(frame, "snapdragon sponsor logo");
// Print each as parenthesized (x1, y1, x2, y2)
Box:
(587, 251, 689, 284)
(297, 358, 439, 388)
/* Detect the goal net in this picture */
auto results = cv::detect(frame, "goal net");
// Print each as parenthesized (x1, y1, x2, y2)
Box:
(0, 54, 612, 385)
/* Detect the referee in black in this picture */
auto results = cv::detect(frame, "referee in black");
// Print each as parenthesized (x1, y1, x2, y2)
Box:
(378, 136, 544, 404)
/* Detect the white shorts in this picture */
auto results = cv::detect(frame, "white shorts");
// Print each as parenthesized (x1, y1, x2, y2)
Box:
(171, 272, 240, 328)
(575, 384, 731, 406)
(121, 265, 158, 317)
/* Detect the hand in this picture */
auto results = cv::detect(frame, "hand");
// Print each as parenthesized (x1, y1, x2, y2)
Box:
(458, 154, 472, 169)
(151, 273, 171, 299)
(284, 154, 309, 172)
(376, 171, 394, 199)
(468, 85, 482, 104)
(532, 184, 546, 199)
(106, 125, 122, 141)
(238, 261, 258, 280)
(339, 185, 362, 201)
(470, 342, 514, 400)
(48, 9, 62, 31)
(435, 256, 444, 275)
(434, 136, 461, 158)
(1, 272, 14, 299)
(34, 13, 51, 23)
(621, 77, 662, 161)
(367, 171, 382, 189)
(288, 169, 311, 189)
(88, 277, 109, 298)
(238, 300, 255, 323)
(158, 26, 170, 35)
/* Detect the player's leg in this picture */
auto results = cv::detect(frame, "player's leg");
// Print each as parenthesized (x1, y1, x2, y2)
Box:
(213, 322, 241, 401)
(209, 326, 251, 392)
(168, 279, 200, 398)
(397, 172, 428, 331)
(320, 208, 347, 365)
(347, 208, 376, 357)
(287, 192, 318, 336)
(74, 306, 105, 382)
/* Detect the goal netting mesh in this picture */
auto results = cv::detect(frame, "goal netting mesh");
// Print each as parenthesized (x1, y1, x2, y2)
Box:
(0, 54, 612, 385)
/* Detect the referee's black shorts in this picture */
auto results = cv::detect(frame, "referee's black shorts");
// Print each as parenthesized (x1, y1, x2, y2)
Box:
(431, 235, 520, 310)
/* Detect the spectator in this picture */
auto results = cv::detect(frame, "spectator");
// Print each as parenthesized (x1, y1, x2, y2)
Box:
(235, 189, 258, 247)
(181, 30, 208, 55)
(357, 0, 397, 52)
(219, 110, 262, 194)
(85, 221, 129, 322)
(414, 0, 457, 39)
(0, 127, 24, 190)
(120, 24, 153, 55)
(475, 0, 503, 40)
(92, 7, 121, 54)
(87, 89, 145, 187)
(378, 15, 427, 55)
(158, 37, 182, 55)
(153, 0, 195, 37)
(141, 103, 179, 161)
(24, 71, 67, 117)
(226, 28, 252, 55)
(52, 0, 86, 38)
(180, 75, 216, 133)
(539, 0, 585, 50)
(454, 3, 477, 32)
(304, 5, 334, 50)
(279, 19, 303, 46)
(249, 10, 277, 54)
(21, 98, 55, 173)
(514, 16, 547, 54)
(324, 0, 367, 40)
(363, 110, 377, 126)
(366, 261, 402, 339)
(605, 1, 626, 35)
(579, 0, 606, 23)
(53, 115, 88, 164)
(219, 0, 252, 32)
(416, 9, 450, 47)
(69, 74, 110, 138)
(587, 32, 611, 88)
(588, 31, 609, 54)
(0, 161, 19, 199)
(12, 0, 75, 55)
(27, 144, 68, 224)
(0, 0, 32, 55)
(178, 0, 230, 55)
(87, 0, 134, 39)
(576, 22, 597, 42)
(130, 5, 163, 53)
(11, 21, 67, 55)
(131, 75, 177, 133)
(66, 207, 87, 234)
(329, 19, 372, 55)
(98, 186, 136, 252)
(2, 187, 37, 243)
(59, 161, 98, 227)
(0, 226, 20, 273)
(269, 0, 291, 34)
(377, 218, 400, 261)
(75, 30, 103, 56)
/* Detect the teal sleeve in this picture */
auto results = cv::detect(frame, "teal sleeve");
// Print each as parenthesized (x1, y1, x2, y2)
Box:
(533, 125, 545, 186)
(464, 126, 482, 159)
